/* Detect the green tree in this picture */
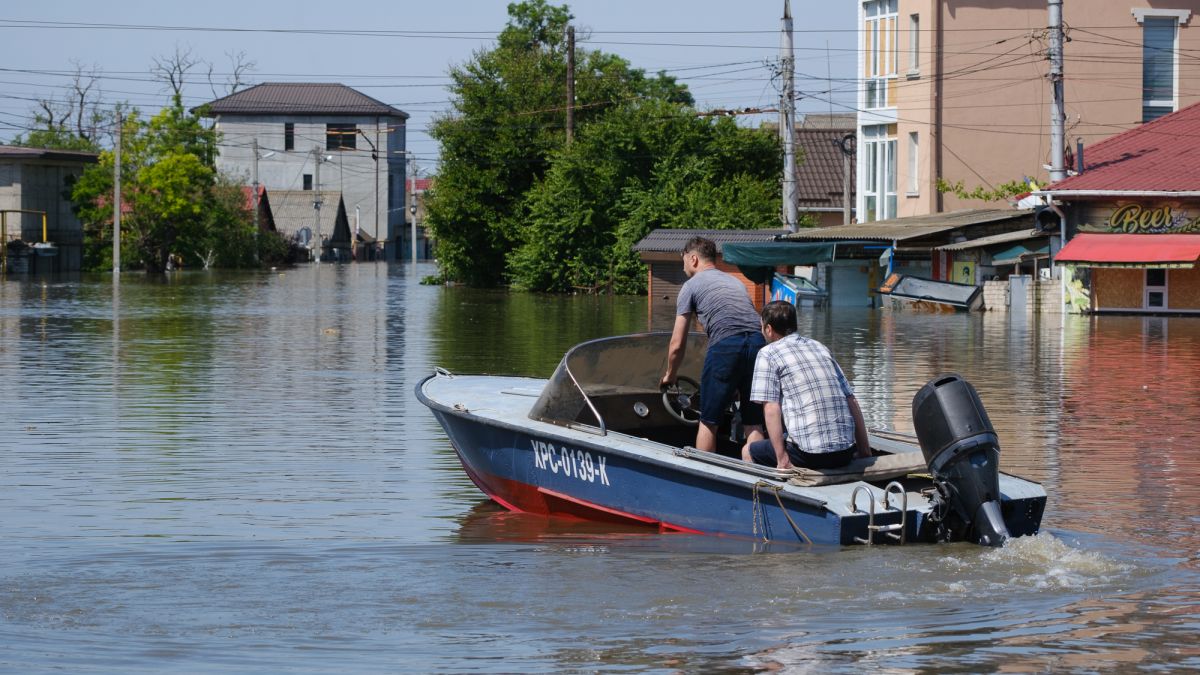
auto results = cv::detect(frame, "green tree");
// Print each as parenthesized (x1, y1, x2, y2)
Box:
(71, 95, 262, 272)
(510, 100, 785, 293)
(426, 0, 692, 287)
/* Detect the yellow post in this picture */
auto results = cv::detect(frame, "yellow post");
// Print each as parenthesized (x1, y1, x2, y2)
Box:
(42, 212, 47, 243)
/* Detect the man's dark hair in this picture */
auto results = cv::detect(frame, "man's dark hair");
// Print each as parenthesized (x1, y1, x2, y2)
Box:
(683, 236, 717, 262)
(761, 300, 797, 336)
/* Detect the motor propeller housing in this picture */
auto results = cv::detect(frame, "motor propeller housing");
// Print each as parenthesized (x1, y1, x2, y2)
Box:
(912, 374, 1010, 546)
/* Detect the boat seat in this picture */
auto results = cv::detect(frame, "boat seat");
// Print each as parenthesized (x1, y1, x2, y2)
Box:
(785, 451, 928, 487)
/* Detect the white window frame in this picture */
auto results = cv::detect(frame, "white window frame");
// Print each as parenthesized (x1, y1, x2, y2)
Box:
(908, 14, 920, 78)
(862, 125, 897, 222)
(1145, 268, 1168, 309)
(1134, 9, 1191, 121)
(907, 131, 919, 195)
(864, 0, 898, 109)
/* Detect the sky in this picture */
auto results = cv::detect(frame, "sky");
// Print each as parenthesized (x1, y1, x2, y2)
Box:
(0, 1, 858, 171)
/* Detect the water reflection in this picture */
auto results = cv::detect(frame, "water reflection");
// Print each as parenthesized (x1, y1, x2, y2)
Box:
(0, 267, 1198, 672)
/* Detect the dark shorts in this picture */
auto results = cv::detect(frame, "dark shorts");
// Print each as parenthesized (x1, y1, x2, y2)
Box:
(747, 439, 856, 470)
(700, 331, 766, 428)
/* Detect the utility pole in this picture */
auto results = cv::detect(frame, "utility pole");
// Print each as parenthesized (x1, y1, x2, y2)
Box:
(113, 111, 122, 275)
(251, 138, 260, 263)
(839, 133, 855, 225)
(313, 146, 324, 264)
(566, 25, 576, 144)
(1048, 0, 1066, 183)
(409, 157, 418, 265)
(375, 120, 381, 257)
(780, 0, 799, 231)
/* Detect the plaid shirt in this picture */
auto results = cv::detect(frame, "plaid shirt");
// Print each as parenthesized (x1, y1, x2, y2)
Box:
(749, 334, 855, 455)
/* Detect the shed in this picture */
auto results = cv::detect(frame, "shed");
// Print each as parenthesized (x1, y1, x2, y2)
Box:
(633, 228, 788, 322)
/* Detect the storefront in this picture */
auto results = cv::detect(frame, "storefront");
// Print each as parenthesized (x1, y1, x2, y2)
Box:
(1037, 101, 1200, 315)
(1054, 229, 1200, 314)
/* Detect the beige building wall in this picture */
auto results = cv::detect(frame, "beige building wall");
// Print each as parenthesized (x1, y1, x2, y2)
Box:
(861, 0, 1200, 219)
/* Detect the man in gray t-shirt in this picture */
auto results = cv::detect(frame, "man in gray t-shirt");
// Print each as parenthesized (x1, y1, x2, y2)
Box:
(661, 237, 766, 453)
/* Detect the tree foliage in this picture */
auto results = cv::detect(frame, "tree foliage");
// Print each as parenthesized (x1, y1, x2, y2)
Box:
(509, 101, 784, 293)
(426, 0, 700, 288)
(70, 95, 278, 272)
(936, 177, 1031, 203)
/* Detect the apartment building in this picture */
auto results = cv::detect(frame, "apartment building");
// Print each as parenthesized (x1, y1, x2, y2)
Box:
(857, 0, 1200, 222)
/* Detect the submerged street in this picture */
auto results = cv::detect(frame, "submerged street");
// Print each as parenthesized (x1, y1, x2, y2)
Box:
(1, 263, 1197, 672)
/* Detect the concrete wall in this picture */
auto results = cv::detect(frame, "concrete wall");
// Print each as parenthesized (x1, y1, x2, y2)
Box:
(214, 115, 406, 247)
(0, 160, 88, 272)
(982, 277, 1063, 315)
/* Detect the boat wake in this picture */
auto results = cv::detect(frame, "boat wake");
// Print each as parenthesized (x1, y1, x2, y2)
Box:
(944, 532, 1136, 591)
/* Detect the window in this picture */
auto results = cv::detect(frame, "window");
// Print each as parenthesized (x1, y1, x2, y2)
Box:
(1146, 268, 1167, 308)
(907, 132, 919, 194)
(1142, 17, 1177, 121)
(303, 173, 313, 191)
(326, 123, 357, 151)
(864, 0, 898, 109)
(862, 125, 897, 222)
(908, 14, 920, 76)
(284, 122, 294, 151)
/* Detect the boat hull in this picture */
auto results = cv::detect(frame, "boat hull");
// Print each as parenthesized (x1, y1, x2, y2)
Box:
(418, 374, 1046, 546)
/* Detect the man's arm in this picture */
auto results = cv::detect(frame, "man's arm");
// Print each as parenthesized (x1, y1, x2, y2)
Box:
(763, 400, 791, 469)
(661, 313, 691, 388)
(847, 394, 871, 458)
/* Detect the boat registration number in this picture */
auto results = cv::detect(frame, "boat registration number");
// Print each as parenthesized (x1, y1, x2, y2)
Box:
(531, 441, 610, 486)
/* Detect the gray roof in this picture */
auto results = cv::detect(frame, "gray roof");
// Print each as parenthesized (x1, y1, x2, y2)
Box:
(0, 145, 98, 163)
(936, 228, 1048, 251)
(799, 113, 857, 129)
(270, 190, 345, 236)
(633, 228, 789, 253)
(781, 209, 1034, 242)
(198, 83, 409, 118)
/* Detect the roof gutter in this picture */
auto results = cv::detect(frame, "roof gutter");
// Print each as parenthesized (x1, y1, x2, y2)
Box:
(1033, 190, 1200, 198)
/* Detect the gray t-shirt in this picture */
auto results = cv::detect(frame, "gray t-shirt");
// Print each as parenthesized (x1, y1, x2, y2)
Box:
(677, 268, 762, 346)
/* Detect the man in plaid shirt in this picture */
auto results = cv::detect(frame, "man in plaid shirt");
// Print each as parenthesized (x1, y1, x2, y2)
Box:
(742, 301, 870, 470)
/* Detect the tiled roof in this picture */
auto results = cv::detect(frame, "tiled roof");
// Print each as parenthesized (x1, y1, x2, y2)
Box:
(0, 145, 98, 162)
(795, 128, 854, 210)
(633, 228, 789, 253)
(198, 83, 409, 118)
(1044, 101, 1200, 194)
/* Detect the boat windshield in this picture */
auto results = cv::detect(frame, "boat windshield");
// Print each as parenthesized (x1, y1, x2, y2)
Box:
(528, 332, 707, 431)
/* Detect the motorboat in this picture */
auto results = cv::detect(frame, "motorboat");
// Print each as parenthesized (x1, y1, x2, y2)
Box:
(417, 333, 1045, 546)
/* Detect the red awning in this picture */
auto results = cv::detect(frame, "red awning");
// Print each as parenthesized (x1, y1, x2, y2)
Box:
(1055, 233, 1200, 268)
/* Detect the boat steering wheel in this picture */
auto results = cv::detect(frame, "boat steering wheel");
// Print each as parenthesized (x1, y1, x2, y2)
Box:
(662, 376, 702, 425)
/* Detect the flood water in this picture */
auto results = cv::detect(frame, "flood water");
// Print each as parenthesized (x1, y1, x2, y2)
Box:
(1, 263, 1197, 673)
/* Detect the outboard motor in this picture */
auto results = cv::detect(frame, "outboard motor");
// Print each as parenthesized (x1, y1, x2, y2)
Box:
(912, 375, 1010, 546)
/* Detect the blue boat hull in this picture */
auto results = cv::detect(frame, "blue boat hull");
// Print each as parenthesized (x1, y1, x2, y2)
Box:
(418, 373, 1046, 546)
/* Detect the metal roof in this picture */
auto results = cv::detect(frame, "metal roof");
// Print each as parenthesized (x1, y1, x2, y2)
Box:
(270, 190, 345, 235)
(936, 228, 1048, 251)
(780, 209, 1034, 242)
(199, 83, 409, 118)
(0, 145, 99, 163)
(633, 228, 788, 254)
